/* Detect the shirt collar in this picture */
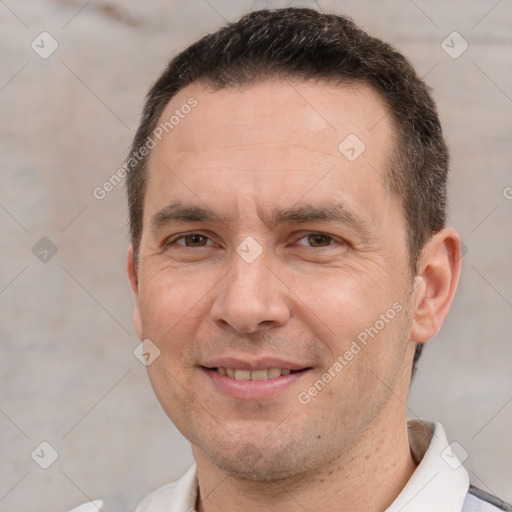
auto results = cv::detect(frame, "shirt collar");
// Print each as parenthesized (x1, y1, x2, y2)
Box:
(385, 419, 469, 511)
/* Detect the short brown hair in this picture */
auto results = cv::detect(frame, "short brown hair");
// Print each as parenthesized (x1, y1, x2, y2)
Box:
(126, 8, 449, 374)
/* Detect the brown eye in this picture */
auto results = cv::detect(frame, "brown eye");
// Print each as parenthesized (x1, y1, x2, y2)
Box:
(306, 234, 333, 247)
(176, 234, 210, 247)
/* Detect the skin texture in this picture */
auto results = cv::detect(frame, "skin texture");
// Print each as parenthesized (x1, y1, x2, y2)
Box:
(127, 80, 462, 512)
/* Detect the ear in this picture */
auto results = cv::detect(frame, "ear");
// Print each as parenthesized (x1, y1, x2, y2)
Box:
(127, 244, 143, 340)
(410, 228, 462, 343)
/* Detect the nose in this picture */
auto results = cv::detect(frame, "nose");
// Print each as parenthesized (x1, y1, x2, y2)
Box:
(210, 251, 291, 334)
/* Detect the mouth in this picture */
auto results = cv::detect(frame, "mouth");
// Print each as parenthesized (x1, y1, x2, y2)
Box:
(200, 365, 312, 400)
(203, 366, 310, 381)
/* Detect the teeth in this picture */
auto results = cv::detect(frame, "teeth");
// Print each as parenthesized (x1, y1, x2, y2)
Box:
(234, 370, 251, 381)
(215, 367, 299, 380)
(267, 368, 282, 379)
(250, 369, 268, 381)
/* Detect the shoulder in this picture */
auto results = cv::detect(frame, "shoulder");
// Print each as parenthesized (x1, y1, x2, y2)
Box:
(135, 481, 183, 512)
(462, 485, 512, 512)
(67, 502, 105, 512)
(67, 466, 198, 512)
(135, 464, 198, 512)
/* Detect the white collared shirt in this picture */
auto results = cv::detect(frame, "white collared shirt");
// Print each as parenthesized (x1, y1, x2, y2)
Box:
(70, 419, 509, 512)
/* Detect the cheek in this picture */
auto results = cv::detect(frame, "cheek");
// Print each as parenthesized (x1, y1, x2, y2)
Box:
(290, 268, 411, 403)
(138, 266, 213, 335)
(139, 271, 204, 410)
(291, 267, 395, 338)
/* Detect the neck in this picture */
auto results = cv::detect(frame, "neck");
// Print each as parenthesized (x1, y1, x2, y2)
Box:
(194, 407, 417, 512)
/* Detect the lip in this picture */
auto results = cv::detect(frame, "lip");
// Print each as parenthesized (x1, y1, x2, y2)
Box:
(200, 366, 311, 401)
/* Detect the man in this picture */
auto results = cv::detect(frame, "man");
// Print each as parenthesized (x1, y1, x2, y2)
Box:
(75, 7, 510, 512)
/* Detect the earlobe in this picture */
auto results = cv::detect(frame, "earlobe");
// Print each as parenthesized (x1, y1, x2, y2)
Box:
(410, 228, 462, 343)
(126, 245, 143, 340)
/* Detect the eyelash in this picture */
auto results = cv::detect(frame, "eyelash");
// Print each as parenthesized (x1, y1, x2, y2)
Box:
(165, 232, 344, 249)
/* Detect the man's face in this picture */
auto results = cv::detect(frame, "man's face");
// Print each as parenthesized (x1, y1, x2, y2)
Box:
(129, 80, 417, 479)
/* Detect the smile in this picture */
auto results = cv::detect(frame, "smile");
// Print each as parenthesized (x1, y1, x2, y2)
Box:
(201, 366, 311, 400)
(214, 367, 303, 380)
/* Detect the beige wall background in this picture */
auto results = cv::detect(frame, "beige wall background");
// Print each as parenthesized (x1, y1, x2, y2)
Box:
(1, 1, 511, 511)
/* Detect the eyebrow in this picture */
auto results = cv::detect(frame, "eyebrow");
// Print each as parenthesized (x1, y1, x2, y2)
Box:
(150, 201, 233, 232)
(150, 200, 372, 239)
(268, 203, 366, 229)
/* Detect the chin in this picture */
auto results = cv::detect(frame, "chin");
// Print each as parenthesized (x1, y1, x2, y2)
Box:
(214, 454, 303, 481)
(200, 436, 318, 482)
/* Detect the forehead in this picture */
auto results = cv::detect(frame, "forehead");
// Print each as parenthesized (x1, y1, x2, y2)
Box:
(154, 79, 392, 159)
(143, 79, 398, 230)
